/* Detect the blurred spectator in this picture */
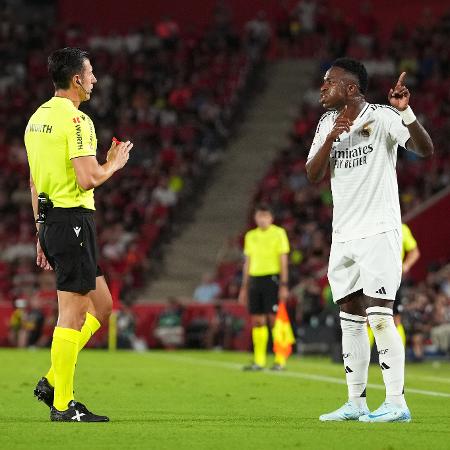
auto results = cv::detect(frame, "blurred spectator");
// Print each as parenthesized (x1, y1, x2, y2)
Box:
(117, 304, 141, 350)
(155, 16, 180, 50)
(204, 302, 245, 349)
(403, 292, 434, 361)
(193, 273, 221, 303)
(8, 297, 45, 348)
(245, 11, 272, 59)
(293, 0, 317, 34)
(154, 297, 184, 348)
(430, 293, 450, 356)
(9, 298, 27, 347)
(152, 177, 177, 207)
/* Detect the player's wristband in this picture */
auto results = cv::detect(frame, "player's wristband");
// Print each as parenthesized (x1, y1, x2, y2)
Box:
(399, 106, 416, 125)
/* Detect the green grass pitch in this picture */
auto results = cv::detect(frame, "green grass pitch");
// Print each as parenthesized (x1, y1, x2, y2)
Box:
(0, 349, 449, 450)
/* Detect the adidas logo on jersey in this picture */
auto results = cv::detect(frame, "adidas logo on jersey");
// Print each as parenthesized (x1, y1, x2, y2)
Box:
(375, 286, 387, 295)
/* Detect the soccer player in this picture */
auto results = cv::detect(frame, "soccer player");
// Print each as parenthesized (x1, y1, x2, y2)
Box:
(306, 58, 433, 422)
(238, 204, 290, 370)
(25, 47, 133, 422)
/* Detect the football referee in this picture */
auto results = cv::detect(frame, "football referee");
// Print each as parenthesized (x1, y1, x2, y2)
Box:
(238, 204, 290, 370)
(25, 48, 132, 422)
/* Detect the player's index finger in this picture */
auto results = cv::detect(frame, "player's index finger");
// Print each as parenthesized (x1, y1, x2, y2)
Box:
(396, 72, 406, 86)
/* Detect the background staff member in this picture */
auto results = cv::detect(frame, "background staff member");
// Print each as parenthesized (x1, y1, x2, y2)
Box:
(395, 223, 421, 345)
(25, 47, 132, 422)
(368, 223, 420, 347)
(238, 204, 290, 371)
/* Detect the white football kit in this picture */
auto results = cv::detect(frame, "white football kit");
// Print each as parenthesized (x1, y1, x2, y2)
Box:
(308, 103, 411, 301)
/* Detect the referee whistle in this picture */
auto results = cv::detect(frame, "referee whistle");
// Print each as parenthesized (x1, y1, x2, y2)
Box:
(112, 137, 121, 144)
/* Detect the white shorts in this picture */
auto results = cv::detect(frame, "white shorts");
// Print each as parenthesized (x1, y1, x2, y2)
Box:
(327, 230, 402, 303)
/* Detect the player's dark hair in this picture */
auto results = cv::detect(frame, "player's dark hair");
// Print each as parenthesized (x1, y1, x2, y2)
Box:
(331, 57, 368, 94)
(48, 47, 89, 90)
(254, 203, 273, 215)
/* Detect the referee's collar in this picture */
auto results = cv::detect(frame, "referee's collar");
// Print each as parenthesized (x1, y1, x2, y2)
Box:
(52, 96, 78, 108)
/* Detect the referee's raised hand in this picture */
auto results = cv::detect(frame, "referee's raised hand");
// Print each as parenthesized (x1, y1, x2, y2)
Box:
(107, 140, 133, 171)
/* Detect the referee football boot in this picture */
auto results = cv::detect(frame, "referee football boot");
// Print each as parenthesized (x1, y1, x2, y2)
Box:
(50, 400, 109, 422)
(270, 363, 285, 371)
(243, 363, 264, 371)
(358, 401, 411, 423)
(319, 401, 370, 421)
(34, 377, 54, 408)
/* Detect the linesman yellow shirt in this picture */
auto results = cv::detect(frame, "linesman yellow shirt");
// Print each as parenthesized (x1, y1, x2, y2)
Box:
(244, 225, 290, 276)
(24, 96, 97, 210)
(401, 223, 417, 261)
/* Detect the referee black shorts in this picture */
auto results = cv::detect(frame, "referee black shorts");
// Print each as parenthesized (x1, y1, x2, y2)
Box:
(39, 207, 102, 294)
(248, 275, 279, 315)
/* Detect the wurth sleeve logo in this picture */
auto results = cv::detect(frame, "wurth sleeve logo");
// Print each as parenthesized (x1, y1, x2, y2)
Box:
(75, 124, 83, 150)
(72, 117, 81, 123)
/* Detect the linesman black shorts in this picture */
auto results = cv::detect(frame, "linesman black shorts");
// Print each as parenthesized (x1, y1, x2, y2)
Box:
(39, 207, 102, 294)
(248, 275, 279, 315)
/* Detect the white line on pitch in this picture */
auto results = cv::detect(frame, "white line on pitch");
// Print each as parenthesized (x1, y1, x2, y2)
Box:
(415, 376, 450, 384)
(156, 354, 450, 399)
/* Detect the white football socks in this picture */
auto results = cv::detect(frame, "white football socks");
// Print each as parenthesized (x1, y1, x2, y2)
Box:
(340, 312, 370, 408)
(367, 306, 407, 408)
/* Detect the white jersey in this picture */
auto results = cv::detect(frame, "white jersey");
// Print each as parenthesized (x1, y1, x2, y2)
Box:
(308, 103, 410, 242)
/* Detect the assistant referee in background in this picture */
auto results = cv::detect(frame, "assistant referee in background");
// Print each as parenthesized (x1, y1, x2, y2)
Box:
(239, 204, 290, 370)
(25, 47, 132, 422)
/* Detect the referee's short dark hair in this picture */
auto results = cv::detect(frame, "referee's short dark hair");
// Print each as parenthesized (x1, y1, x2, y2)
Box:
(48, 47, 89, 90)
(331, 57, 368, 94)
(254, 203, 273, 215)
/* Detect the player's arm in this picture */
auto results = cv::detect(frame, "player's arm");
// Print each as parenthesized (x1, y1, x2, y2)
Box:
(306, 106, 352, 183)
(238, 256, 250, 306)
(29, 175, 51, 270)
(388, 72, 434, 157)
(278, 253, 289, 302)
(71, 140, 133, 190)
(403, 246, 420, 274)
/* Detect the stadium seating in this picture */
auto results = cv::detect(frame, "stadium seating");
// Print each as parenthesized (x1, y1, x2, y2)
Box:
(0, 2, 448, 358)
(0, 3, 265, 305)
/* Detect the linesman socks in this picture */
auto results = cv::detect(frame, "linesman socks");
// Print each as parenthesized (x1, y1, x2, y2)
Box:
(252, 325, 269, 367)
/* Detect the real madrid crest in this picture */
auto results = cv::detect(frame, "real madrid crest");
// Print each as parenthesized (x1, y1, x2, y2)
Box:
(360, 122, 372, 138)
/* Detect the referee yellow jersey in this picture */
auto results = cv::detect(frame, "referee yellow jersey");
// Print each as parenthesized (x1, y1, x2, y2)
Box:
(401, 223, 417, 261)
(244, 225, 290, 276)
(24, 96, 97, 210)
